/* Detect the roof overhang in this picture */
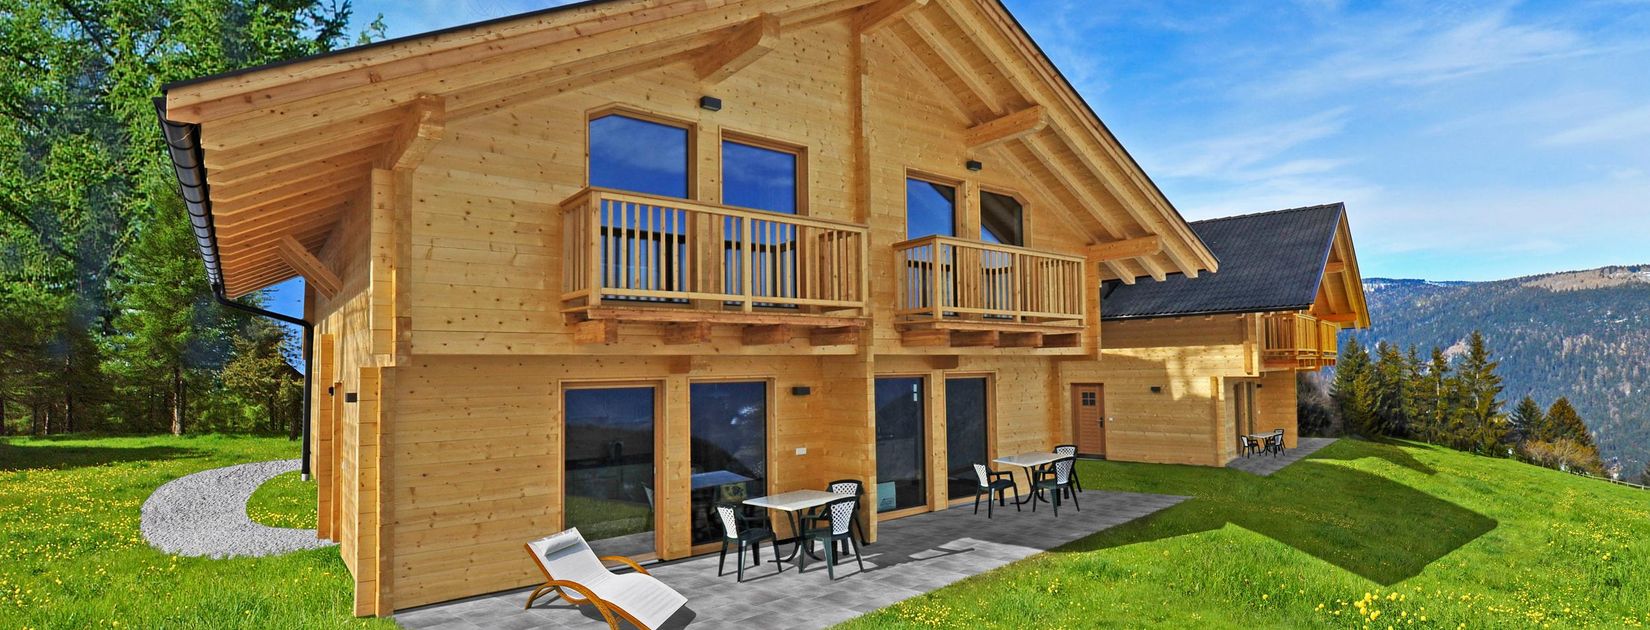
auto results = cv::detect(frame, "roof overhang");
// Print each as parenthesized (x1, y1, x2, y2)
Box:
(157, 0, 1218, 297)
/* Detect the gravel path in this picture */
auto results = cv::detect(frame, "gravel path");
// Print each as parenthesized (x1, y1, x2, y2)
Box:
(141, 458, 335, 558)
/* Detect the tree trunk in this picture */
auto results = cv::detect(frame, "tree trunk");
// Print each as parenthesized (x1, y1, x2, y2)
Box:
(170, 365, 184, 436)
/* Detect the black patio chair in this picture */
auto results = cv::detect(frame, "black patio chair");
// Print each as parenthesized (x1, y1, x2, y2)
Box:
(798, 496, 865, 580)
(1267, 429, 1286, 457)
(1239, 435, 1260, 458)
(1031, 456, 1079, 517)
(1053, 444, 1085, 492)
(714, 502, 780, 582)
(820, 479, 868, 548)
(972, 463, 1020, 518)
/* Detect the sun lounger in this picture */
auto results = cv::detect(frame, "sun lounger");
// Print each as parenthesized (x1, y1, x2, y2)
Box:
(524, 528, 686, 629)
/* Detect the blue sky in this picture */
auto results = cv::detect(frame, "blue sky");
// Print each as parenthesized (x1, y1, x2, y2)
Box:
(263, 0, 1650, 320)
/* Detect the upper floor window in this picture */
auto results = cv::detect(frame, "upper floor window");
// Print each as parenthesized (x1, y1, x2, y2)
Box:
(980, 191, 1024, 246)
(723, 139, 799, 214)
(589, 113, 690, 198)
(906, 177, 957, 240)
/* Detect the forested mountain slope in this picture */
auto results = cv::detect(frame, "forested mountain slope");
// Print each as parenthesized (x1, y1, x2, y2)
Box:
(1350, 265, 1650, 474)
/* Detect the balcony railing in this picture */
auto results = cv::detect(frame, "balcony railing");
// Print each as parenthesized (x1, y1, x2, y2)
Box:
(1262, 313, 1340, 368)
(561, 188, 869, 315)
(892, 235, 1087, 328)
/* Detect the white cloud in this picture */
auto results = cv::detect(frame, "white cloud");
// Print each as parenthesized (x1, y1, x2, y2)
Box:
(1147, 108, 1350, 180)
(1541, 104, 1650, 146)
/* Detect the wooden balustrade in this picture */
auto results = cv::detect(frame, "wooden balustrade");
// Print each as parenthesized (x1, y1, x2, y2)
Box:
(561, 188, 869, 316)
(892, 235, 1087, 328)
(1262, 312, 1341, 369)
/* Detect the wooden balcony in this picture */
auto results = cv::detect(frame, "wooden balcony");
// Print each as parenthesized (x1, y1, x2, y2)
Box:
(561, 188, 869, 344)
(1262, 313, 1341, 369)
(892, 235, 1088, 349)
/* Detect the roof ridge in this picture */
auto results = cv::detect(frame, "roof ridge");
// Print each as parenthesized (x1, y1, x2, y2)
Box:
(1189, 202, 1345, 226)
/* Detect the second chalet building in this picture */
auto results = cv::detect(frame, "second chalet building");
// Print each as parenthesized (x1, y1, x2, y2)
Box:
(156, 0, 1369, 616)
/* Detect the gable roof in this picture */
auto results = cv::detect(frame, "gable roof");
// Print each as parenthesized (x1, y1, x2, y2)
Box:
(156, 0, 1218, 298)
(1101, 203, 1347, 321)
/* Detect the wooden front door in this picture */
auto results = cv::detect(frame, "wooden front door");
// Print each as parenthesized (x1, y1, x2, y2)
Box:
(1073, 384, 1105, 457)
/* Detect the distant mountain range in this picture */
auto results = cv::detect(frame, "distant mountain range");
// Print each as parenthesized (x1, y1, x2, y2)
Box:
(1350, 265, 1650, 476)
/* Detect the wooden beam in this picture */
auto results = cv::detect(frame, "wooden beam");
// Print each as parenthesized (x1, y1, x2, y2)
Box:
(965, 106, 1047, 149)
(951, 330, 998, 347)
(810, 326, 860, 346)
(1041, 333, 1082, 349)
(1086, 235, 1162, 262)
(572, 319, 619, 345)
(854, 0, 928, 34)
(1319, 312, 1359, 324)
(741, 324, 792, 345)
(900, 328, 951, 347)
(997, 331, 1043, 348)
(661, 321, 713, 345)
(274, 235, 342, 298)
(1325, 260, 1346, 274)
(695, 14, 780, 86)
(379, 94, 444, 172)
(902, 9, 1003, 115)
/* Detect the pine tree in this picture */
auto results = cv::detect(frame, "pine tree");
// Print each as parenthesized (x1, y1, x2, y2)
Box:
(1454, 331, 1508, 455)
(1508, 395, 1545, 445)
(1413, 348, 1453, 444)
(1543, 398, 1595, 449)
(1333, 339, 1380, 437)
(1372, 342, 1411, 437)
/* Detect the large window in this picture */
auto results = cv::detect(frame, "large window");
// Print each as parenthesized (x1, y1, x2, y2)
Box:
(588, 113, 690, 198)
(980, 191, 1024, 246)
(945, 377, 990, 502)
(905, 177, 957, 240)
(564, 386, 657, 558)
(722, 140, 798, 214)
(689, 382, 768, 546)
(875, 377, 927, 513)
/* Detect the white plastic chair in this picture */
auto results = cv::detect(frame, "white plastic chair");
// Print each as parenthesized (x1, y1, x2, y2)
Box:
(523, 528, 686, 629)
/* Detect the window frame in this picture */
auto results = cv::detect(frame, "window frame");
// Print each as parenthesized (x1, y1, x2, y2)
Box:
(978, 187, 1029, 248)
(718, 130, 808, 216)
(903, 171, 963, 241)
(584, 105, 699, 199)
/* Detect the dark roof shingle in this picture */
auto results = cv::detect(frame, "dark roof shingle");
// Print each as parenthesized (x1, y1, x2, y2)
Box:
(1101, 203, 1344, 320)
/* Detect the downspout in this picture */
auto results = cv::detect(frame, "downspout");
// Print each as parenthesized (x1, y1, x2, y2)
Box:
(155, 98, 314, 480)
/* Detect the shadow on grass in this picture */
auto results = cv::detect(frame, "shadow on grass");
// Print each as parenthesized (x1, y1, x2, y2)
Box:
(1064, 440, 1495, 585)
(0, 440, 204, 472)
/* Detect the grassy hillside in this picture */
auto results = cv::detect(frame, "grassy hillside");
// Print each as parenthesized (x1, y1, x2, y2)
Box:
(1353, 265, 1650, 476)
(843, 439, 1650, 629)
(0, 435, 389, 630)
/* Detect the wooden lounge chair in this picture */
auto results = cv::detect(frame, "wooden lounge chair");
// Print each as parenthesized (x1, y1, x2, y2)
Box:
(523, 528, 687, 630)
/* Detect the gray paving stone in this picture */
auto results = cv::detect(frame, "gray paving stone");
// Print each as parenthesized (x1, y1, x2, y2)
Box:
(395, 490, 1184, 629)
(1227, 437, 1338, 476)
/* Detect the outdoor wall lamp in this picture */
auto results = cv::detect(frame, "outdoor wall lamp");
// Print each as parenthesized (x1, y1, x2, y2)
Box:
(966, 159, 984, 172)
(699, 96, 723, 112)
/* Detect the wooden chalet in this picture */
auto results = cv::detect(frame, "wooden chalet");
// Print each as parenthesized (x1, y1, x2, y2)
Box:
(1089, 204, 1370, 464)
(154, 0, 1363, 616)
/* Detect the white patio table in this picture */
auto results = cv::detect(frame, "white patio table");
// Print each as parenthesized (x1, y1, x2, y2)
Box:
(993, 451, 1062, 506)
(743, 489, 842, 563)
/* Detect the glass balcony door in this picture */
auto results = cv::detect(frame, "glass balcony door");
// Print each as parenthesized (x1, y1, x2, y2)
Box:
(945, 377, 990, 502)
(563, 385, 658, 558)
(875, 377, 928, 514)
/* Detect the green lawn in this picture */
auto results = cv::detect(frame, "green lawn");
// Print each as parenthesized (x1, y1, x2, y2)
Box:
(247, 471, 318, 530)
(5, 435, 1646, 629)
(843, 439, 1650, 629)
(0, 435, 391, 630)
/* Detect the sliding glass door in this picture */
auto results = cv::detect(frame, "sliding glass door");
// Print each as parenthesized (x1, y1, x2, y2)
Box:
(564, 385, 657, 557)
(945, 377, 990, 502)
(875, 377, 927, 513)
(689, 381, 768, 547)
